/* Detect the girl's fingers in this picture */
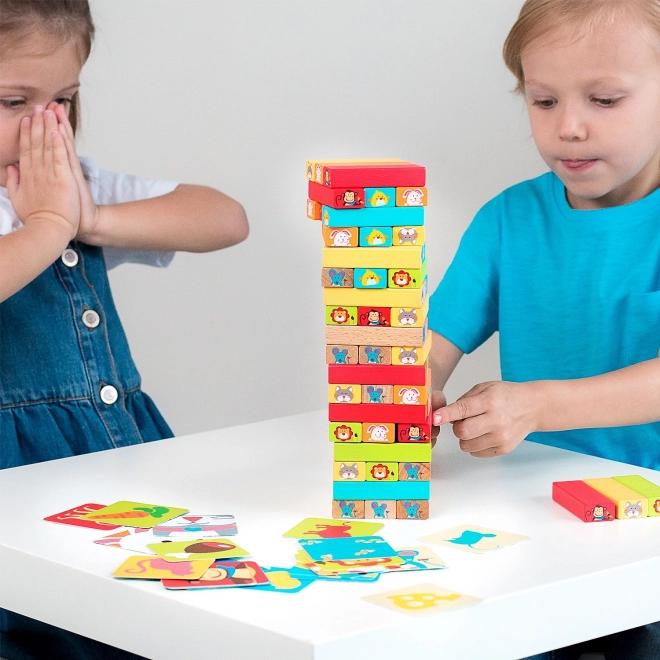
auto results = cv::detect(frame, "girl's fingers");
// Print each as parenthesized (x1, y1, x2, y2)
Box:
(53, 102, 75, 142)
(51, 128, 69, 175)
(19, 116, 31, 169)
(43, 110, 58, 172)
(30, 106, 45, 165)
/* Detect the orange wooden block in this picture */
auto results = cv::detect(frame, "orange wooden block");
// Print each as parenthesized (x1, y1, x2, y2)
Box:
(307, 198, 322, 220)
(395, 187, 427, 207)
(322, 226, 359, 248)
(361, 422, 396, 443)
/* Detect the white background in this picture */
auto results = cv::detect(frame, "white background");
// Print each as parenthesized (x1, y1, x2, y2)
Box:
(79, 0, 547, 436)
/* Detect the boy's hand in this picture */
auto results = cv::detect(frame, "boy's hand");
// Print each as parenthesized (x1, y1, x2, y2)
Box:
(6, 106, 80, 241)
(433, 381, 539, 457)
(49, 102, 99, 242)
(430, 389, 447, 447)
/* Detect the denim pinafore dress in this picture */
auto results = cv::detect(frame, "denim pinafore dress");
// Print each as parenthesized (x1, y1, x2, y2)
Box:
(0, 238, 173, 469)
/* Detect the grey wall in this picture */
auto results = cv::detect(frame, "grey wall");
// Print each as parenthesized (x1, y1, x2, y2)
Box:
(80, 0, 547, 436)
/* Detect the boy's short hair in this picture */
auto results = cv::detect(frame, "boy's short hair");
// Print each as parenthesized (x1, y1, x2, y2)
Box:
(503, 0, 660, 94)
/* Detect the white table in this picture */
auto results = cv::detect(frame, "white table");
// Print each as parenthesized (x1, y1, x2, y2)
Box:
(1, 410, 659, 660)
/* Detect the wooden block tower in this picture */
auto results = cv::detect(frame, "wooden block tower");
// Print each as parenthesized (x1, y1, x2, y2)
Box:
(306, 159, 432, 520)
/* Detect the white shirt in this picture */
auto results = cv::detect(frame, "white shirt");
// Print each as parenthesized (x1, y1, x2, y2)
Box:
(0, 157, 179, 269)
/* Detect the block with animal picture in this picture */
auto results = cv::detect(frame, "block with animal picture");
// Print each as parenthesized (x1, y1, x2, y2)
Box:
(365, 500, 396, 519)
(326, 344, 359, 365)
(322, 267, 354, 288)
(329, 422, 362, 443)
(332, 500, 366, 519)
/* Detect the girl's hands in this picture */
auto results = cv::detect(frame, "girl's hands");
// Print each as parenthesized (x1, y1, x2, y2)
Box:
(49, 102, 100, 241)
(6, 106, 80, 242)
(433, 381, 541, 457)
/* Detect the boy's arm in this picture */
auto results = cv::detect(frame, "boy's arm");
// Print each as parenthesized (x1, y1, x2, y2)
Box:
(429, 330, 464, 442)
(435, 358, 660, 457)
(78, 184, 249, 253)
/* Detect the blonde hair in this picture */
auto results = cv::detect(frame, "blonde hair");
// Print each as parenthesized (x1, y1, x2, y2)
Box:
(0, 0, 95, 135)
(503, 0, 660, 94)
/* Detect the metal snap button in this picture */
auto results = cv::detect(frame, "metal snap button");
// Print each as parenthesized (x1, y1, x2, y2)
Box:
(82, 309, 100, 329)
(100, 385, 118, 405)
(61, 248, 79, 267)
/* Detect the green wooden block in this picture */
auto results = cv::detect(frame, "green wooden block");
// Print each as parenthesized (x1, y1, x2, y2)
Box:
(328, 422, 362, 443)
(365, 462, 398, 481)
(612, 475, 660, 517)
(334, 443, 431, 463)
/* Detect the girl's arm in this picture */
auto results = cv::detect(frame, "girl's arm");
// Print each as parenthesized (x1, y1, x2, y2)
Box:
(434, 359, 660, 457)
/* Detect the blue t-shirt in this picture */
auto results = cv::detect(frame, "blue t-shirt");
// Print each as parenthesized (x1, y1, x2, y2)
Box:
(428, 171, 660, 469)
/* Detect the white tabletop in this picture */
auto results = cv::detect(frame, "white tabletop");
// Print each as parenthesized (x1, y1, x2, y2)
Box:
(1, 409, 659, 660)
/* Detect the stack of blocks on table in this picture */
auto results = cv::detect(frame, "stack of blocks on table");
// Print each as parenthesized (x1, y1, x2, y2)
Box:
(552, 475, 660, 522)
(306, 159, 431, 520)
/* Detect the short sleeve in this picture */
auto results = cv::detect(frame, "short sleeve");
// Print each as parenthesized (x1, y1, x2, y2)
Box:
(427, 197, 501, 353)
(80, 157, 180, 270)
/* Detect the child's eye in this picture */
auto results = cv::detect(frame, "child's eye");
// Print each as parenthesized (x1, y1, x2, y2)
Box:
(55, 97, 72, 106)
(532, 99, 555, 109)
(592, 97, 619, 107)
(0, 99, 25, 109)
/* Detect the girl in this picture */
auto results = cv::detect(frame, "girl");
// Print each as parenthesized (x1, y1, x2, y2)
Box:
(428, 0, 660, 657)
(0, 0, 248, 658)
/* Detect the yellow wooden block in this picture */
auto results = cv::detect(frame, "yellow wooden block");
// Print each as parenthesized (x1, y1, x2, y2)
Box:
(322, 246, 425, 269)
(326, 323, 426, 347)
(583, 478, 648, 519)
(324, 285, 427, 308)
(393, 226, 425, 245)
(328, 384, 361, 404)
(393, 334, 432, 365)
(333, 461, 366, 482)
(391, 302, 428, 328)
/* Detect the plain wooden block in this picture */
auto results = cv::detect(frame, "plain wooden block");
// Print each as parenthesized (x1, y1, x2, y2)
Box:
(583, 478, 648, 519)
(359, 226, 393, 247)
(392, 225, 425, 245)
(326, 344, 359, 365)
(611, 475, 660, 517)
(326, 323, 426, 347)
(328, 363, 428, 385)
(365, 188, 395, 208)
(361, 385, 394, 404)
(357, 306, 391, 327)
(322, 268, 354, 288)
(361, 422, 396, 444)
(333, 461, 366, 482)
(552, 481, 616, 522)
(328, 384, 361, 404)
(325, 306, 357, 326)
(324, 285, 427, 308)
(322, 225, 359, 248)
(322, 245, 425, 269)
(398, 462, 431, 481)
(308, 181, 366, 209)
(332, 500, 366, 519)
(365, 500, 396, 519)
(366, 462, 398, 482)
(334, 443, 432, 463)
(358, 345, 392, 364)
(329, 401, 431, 424)
(395, 186, 428, 207)
(396, 500, 430, 520)
(307, 198, 322, 220)
(329, 422, 362, 443)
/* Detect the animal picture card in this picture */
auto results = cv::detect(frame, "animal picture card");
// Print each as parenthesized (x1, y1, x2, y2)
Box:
(418, 525, 530, 554)
(295, 549, 404, 576)
(394, 546, 448, 572)
(282, 518, 383, 539)
(363, 583, 482, 616)
(244, 566, 315, 593)
(44, 503, 121, 530)
(299, 536, 397, 561)
(119, 529, 162, 555)
(94, 527, 149, 549)
(147, 538, 249, 562)
(152, 514, 237, 538)
(81, 501, 188, 528)
(112, 556, 213, 580)
(162, 561, 269, 590)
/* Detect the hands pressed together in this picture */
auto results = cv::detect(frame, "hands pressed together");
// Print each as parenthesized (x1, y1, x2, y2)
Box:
(431, 381, 540, 458)
(6, 102, 97, 244)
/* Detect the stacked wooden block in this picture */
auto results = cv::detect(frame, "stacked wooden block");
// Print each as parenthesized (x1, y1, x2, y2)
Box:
(306, 159, 432, 520)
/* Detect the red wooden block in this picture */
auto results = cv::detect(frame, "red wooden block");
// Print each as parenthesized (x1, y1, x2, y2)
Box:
(357, 307, 391, 327)
(322, 163, 426, 188)
(552, 480, 616, 522)
(328, 364, 428, 386)
(329, 402, 430, 424)
(397, 421, 431, 443)
(308, 181, 365, 209)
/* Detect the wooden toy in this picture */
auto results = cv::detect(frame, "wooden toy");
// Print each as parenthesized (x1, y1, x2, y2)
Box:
(395, 187, 428, 207)
(359, 227, 393, 247)
(396, 500, 430, 520)
(393, 225, 425, 245)
(361, 422, 396, 444)
(365, 500, 397, 519)
(389, 268, 423, 289)
(552, 480, 616, 522)
(322, 226, 359, 248)
(328, 363, 428, 386)
(391, 304, 428, 328)
(308, 181, 365, 209)
(365, 188, 395, 208)
(322, 268, 354, 288)
(366, 462, 399, 482)
(325, 324, 426, 347)
(357, 306, 391, 327)
(333, 481, 430, 501)
(353, 268, 388, 289)
(358, 345, 392, 365)
(392, 335, 432, 365)
(328, 384, 361, 404)
(326, 306, 357, 326)
(322, 245, 425, 269)
(329, 401, 431, 424)
(329, 422, 362, 443)
(393, 379, 430, 406)
(326, 345, 359, 365)
(332, 500, 366, 518)
(322, 206, 424, 228)
(334, 461, 366, 482)
(361, 385, 394, 404)
(320, 161, 426, 188)
(324, 285, 427, 308)
(612, 475, 660, 516)
(583, 478, 648, 519)
(334, 442, 432, 463)
(398, 462, 431, 481)
(307, 199, 322, 220)
(398, 421, 432, 443)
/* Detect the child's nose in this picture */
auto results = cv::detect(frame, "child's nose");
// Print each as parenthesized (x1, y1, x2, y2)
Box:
(558, 103, 587, 141)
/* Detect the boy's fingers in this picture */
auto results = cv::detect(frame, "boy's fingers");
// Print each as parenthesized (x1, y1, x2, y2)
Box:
(434, 394, 486, 425)
(458, 432, 496, 454)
